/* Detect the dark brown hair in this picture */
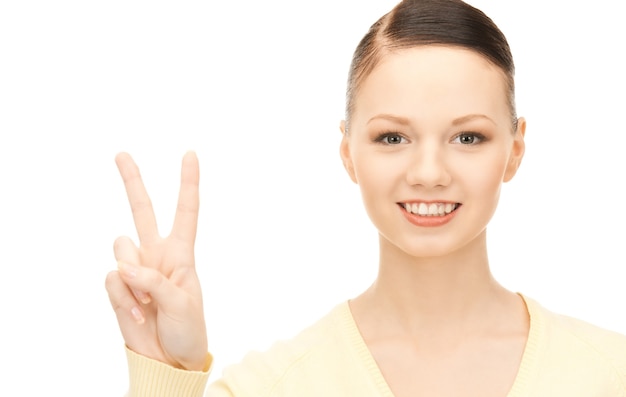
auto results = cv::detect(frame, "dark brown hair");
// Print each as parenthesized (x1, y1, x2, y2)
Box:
(345, 0, 517, 131)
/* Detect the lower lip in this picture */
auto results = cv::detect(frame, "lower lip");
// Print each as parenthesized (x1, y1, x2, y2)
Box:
(399, 204, 460, 227)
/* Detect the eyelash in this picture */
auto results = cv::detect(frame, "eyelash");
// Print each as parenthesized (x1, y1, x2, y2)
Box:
(452, 132, 486, 145)
(373, 132, 487, 145)
(373, 132, 408, 145)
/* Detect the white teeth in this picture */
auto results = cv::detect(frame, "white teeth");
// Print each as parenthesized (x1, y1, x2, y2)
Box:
(403, 202, 458, 216)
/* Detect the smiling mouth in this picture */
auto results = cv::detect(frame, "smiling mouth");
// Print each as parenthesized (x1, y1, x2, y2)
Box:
(400, 202, 461, 217)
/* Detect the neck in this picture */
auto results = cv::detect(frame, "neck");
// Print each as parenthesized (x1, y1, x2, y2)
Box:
(351, 230, 520, 338)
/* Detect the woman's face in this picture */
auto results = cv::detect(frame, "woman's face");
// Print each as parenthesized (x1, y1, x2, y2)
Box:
(340, 46, 525, 258)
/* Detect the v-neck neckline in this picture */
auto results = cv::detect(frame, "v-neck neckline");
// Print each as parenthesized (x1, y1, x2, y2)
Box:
(336, 293, 544, 397)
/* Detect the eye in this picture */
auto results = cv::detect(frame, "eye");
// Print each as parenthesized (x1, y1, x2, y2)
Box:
(453, 132, 485, 145)
(374, 133, 408, 145)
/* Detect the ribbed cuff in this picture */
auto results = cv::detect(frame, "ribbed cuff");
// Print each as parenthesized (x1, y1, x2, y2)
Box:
(125, 347, 212, 397)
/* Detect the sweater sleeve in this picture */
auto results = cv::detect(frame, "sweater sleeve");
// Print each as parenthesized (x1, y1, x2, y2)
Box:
(125, 347, 214, 397)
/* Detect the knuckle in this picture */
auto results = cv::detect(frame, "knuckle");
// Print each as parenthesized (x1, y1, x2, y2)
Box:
(131, 198, 153, 215)
(146, 269, 165, 289)
(113, 236, 138, 261)
(104, 271, 126, 307)
(113, 235, 131, 251)
(177, 202, 198, 214)
(113, 237, 123, 252)
(105, 270, 121, 291)
(105, 271, 138, 311)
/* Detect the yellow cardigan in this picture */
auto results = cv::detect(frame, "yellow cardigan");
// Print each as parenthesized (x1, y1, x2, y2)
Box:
(125, 295, 626, 396)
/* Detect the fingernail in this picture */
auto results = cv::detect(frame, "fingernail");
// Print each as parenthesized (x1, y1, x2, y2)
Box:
(117, 261, 137, 278)
(131, 306, 145, 324)
(135, 289, 152, 305)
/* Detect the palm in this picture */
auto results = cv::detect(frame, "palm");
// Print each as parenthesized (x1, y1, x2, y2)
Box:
(107, 152, 207, 371)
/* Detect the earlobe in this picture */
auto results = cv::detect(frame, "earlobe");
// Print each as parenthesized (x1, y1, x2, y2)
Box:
(503, 117, 526, 182)
(339, 120, 358, 184)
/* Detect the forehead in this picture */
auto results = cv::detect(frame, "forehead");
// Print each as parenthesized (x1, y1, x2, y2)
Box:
(352, 46, 510, 127)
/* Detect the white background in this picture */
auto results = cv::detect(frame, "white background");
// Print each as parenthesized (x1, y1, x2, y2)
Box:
(1, 1, 625, 395)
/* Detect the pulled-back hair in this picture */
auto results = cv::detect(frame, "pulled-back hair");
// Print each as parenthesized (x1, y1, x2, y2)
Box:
(345, 0, 517, 131)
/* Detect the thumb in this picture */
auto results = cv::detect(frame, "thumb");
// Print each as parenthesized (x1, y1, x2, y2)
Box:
(117, 261, 180, 311)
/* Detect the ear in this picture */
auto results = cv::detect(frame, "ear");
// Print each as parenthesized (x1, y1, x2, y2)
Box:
(339, 120, 358, 184)
(503, 117, 526, 182)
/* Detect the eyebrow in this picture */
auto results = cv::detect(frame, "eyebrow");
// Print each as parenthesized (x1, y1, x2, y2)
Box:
(451, 114, 496, 126)
(367, 114, 410, 125)
(367, 113, 496, 126)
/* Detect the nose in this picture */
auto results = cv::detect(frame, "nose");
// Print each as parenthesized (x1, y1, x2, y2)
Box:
(405, 142, 451, 188)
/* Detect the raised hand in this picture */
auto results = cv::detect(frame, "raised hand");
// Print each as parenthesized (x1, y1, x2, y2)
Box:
(105, 152, 208, 371)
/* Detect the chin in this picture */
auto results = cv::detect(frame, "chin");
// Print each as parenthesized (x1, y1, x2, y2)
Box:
(381, 230, 487, 261)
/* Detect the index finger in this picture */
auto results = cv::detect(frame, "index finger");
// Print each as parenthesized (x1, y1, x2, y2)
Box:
(170, 151, 200, 244)
(115, 152, 160, 244)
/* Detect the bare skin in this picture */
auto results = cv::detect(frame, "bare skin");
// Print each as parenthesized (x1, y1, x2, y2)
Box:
(349, 234, 529, 397)
(106, 46, 528, 395)
(105, 151, 208, 371)
(340, 46, 529, 396)
(107, 150, 527, 395)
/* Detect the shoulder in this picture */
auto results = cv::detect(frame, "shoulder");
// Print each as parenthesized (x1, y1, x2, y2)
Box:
(531, 296, 626, 358)
(208, 302, 361, 396)
(523, 295, 626, 392)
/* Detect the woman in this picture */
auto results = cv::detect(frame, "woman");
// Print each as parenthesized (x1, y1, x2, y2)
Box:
(106, 0, 626, 395)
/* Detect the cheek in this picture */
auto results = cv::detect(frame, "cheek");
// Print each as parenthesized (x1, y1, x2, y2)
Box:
(353, 155, 388, 198)
(452, 150, 509, 197)
(352, 150, 406, 190)
(350, 151, 406, 219)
